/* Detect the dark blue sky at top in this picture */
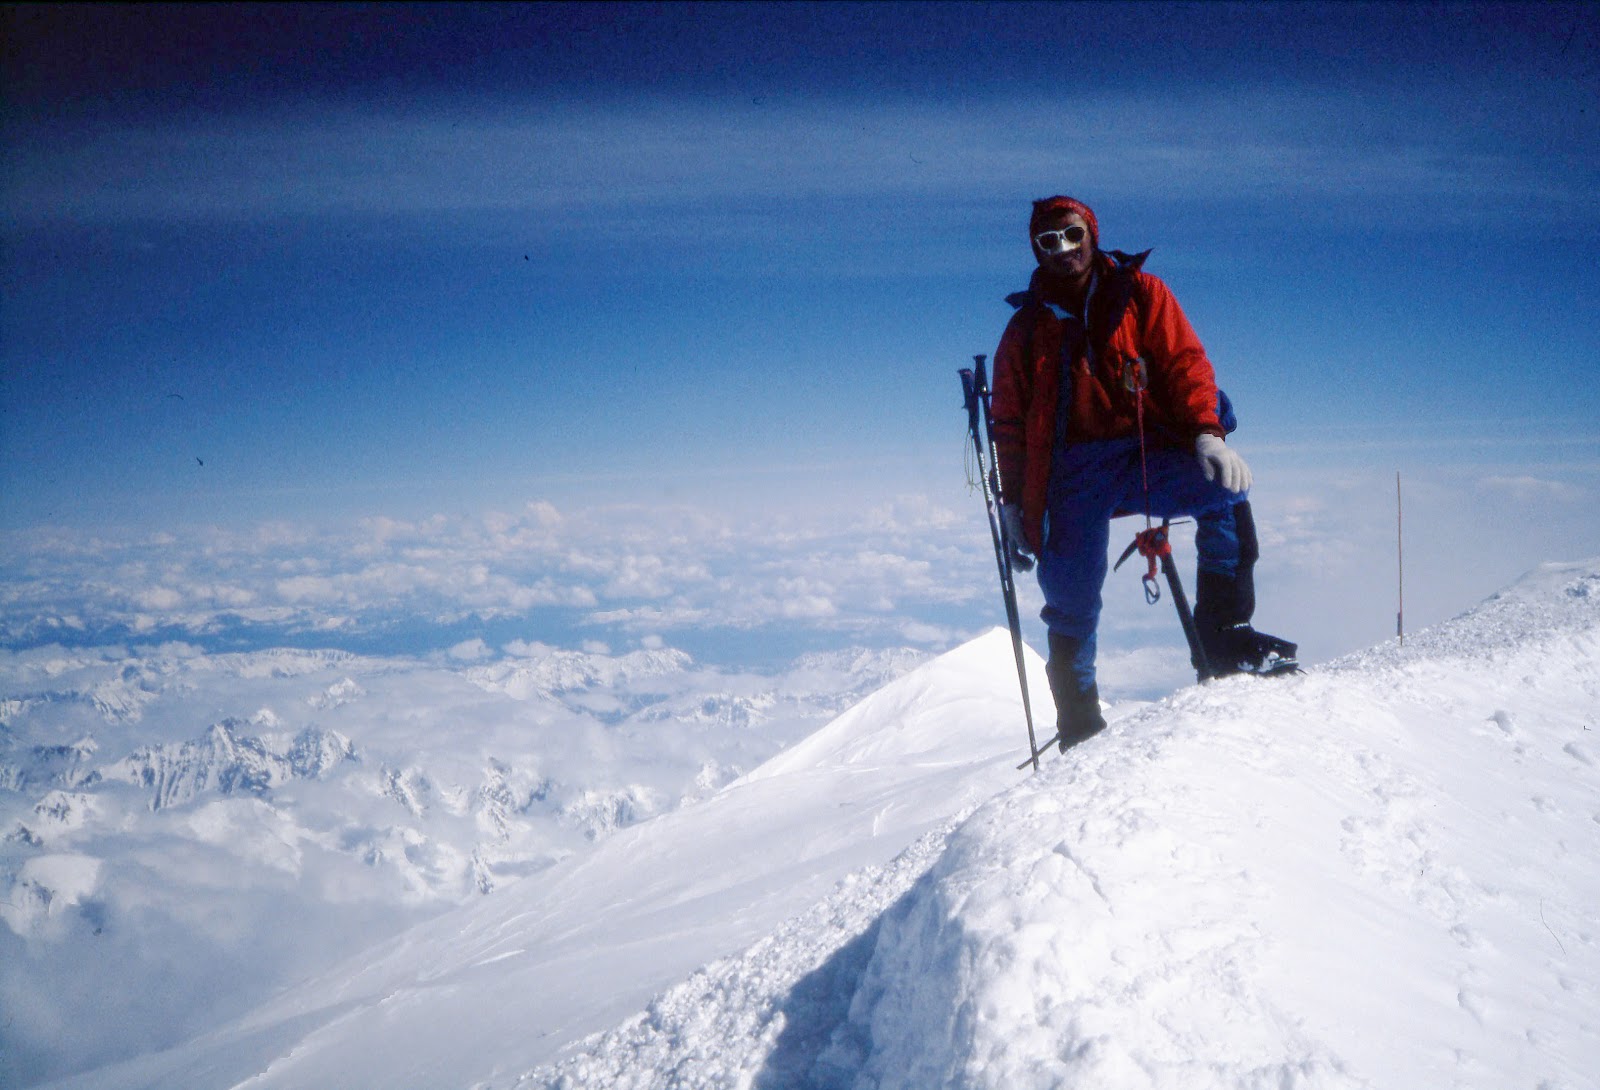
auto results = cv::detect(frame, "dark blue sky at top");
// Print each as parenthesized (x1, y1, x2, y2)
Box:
(6, 2, 1591, 110)
(2, 2, 1597, 532)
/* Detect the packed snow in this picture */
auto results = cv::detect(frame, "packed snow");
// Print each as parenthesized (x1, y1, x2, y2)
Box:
(21, 559, 1598, 1089)
(536, 560, 1600, 1090)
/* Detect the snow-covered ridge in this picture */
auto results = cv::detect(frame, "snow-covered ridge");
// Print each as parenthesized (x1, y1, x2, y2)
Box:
(25, 630, 1034, 1090)
(539, 561, 1600, 1089)
(21, 561, 1600, 1090)
(0, 638, 929, 1088)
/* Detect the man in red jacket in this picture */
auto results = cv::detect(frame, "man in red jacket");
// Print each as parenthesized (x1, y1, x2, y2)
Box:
(991, 196, 1294, 751)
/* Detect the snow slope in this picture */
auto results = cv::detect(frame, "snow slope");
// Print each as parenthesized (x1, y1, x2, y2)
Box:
(44, 561, 1600, 1089)
(540, 561, 1600, 1090)
(0, 641, 926, 1086)
(36, 629, 1052, 1090)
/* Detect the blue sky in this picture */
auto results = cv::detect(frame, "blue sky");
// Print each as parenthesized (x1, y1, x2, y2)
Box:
(3, 1, 1598, 671)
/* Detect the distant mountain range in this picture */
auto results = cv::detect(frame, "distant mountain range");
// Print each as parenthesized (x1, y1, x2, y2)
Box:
(0, 640, 926, 1086)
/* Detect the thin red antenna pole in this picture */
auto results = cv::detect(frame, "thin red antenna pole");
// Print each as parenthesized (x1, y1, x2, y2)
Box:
(1396, 471, 1405, 646)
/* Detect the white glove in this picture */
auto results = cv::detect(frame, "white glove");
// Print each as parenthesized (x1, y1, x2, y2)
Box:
(1195, 434, 1252, 494)
(999, 505, 1035, 572)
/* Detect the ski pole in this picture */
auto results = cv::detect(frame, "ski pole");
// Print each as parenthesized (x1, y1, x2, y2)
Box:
(961, 356, 1041, 772)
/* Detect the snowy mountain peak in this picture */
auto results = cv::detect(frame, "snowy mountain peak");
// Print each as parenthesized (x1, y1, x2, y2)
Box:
(26, 625, 1032, 1090)
(518, 562, 1600, 1090)
(743, 626, 1035, 782)
(468, 645, 695, 701)
(0, 735, 99, 793)
(107, 720, 357, 811)
(1, 636, 937, 1087)
(19, 561, 1600, 1090)
(770, 561, 1600, 1090)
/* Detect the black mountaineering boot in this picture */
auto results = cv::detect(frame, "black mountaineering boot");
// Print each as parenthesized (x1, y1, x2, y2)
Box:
(1193, 500, 1299, 675)
(1046, 631, 1107, 752)
(1056, 683, 1106, 752)
(1194, 573, 1298, 677)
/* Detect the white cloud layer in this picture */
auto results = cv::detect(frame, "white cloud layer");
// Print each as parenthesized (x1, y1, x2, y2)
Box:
(4, 451, 1598, 685)
(0, 496, 997, 663)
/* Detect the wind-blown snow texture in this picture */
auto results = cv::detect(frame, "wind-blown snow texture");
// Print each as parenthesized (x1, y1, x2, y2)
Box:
(535, 560, 1600, 1090)
(32, 561, 1600, 1089)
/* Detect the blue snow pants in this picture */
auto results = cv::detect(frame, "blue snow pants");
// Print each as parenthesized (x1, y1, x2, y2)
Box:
(1037, 437, 1245, 690)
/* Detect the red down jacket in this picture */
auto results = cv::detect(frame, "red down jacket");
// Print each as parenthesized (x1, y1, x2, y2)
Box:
(990, 249, 1225, 555)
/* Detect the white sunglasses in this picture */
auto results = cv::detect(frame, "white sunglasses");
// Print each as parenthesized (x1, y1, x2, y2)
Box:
(1033, 225, 1088, 254)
